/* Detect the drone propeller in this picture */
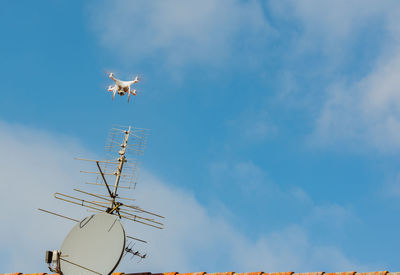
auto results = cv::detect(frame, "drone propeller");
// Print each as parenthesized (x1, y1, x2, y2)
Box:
(127, 90, 137, 103)
(105, 70, 114, 76)
(105, 70, 117, 81)
(112, 89, 117, 100)
(136, 74, 144, 82)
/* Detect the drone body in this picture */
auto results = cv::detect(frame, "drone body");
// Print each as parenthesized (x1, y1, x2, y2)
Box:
(107, 73, 139, 102)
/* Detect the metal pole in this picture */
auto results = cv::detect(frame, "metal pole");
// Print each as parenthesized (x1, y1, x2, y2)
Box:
(111, 126, 131, 208)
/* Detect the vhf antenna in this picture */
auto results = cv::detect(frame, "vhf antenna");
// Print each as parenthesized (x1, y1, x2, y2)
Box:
(39, 125, 164, 243)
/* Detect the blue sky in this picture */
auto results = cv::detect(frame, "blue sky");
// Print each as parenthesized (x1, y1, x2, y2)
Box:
(1, 0, 400, 273)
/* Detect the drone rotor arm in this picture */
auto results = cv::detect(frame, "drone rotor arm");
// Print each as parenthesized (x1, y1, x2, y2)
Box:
(132, 75, 139, 84)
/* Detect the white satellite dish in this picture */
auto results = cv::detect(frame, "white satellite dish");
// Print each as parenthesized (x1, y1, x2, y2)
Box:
(59, 212, 126, 275)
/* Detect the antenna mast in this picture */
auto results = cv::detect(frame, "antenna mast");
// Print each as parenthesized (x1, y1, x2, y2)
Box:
(112, 126, 131, 200)
(39, 125, 164, 230)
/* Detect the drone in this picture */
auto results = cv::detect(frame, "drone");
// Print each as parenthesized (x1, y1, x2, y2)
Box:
(107, 72, 140, 102)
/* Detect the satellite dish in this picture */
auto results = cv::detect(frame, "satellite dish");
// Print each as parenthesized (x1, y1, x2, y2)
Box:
(59, 212, 126, 275)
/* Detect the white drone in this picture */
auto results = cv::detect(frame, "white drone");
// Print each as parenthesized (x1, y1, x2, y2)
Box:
(107, 73, 140, 102)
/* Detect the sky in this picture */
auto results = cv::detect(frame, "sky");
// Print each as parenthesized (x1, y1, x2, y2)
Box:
(1, 0, 400, 273)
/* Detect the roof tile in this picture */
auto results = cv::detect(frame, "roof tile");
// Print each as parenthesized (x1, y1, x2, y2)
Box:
(267, 272, 294, 275)
(325, 272, 356, 275)
(357, 272, 388, 275)
(236, 272, 263, 275)
(235, 271, 264, 275)
(206, 272, 235, 275)
(293, 272, 324, 275)
(178, 272, 206, 275)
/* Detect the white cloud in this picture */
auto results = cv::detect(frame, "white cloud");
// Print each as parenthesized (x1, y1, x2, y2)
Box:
(269, 1, 395, 58)
(0, 122, 91, 272)
(0, 121, 362, 273)
(312, 46, 400, 152)
(89, 0, 270, 69)
(267, 1, 400, 152)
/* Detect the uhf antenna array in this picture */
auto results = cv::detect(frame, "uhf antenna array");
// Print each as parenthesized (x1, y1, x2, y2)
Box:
(39, 125, 164, 234)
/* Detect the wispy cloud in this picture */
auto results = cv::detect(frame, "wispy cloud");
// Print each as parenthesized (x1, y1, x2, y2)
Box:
(268, 1, 400, 153)
(0, 122, 90, 272)
(269, 1, 393, 58)
(89, 0, 271, 69)
(312, 33, 400, 152)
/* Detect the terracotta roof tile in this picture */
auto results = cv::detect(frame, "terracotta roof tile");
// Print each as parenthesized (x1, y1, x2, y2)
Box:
(357, 272, 388, 275)
(325, 272, 356, 275)
(158, 272, 178, 275)
(236, 272, 263, 275)
(206, 272, 235, 275)
(293, 272, 324, 275)
(266, 272, 294, 275)
(178, 272, 206, 275)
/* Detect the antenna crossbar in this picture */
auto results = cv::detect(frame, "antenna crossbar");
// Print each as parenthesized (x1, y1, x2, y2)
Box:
(93, 194, 135, 201)
(85, 182, 133, 189)
(116, 209, 163, 225)
(74, 188, 163, 219)
(73, 189, 113, 203)
(80, 171, 119, 176)
(75, 158, 120, 165)
(127, 235, 147, 243)
(55, 192, 163, 228)
(38, 208, 80, 223)
(54, 192, 108, 213)
(122, 204, 165, 219)
(118, 213, 164, 229)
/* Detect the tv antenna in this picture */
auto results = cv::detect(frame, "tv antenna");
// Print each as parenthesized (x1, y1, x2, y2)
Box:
(124, 241, 147, 262)
(39, 125, 164, 275)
